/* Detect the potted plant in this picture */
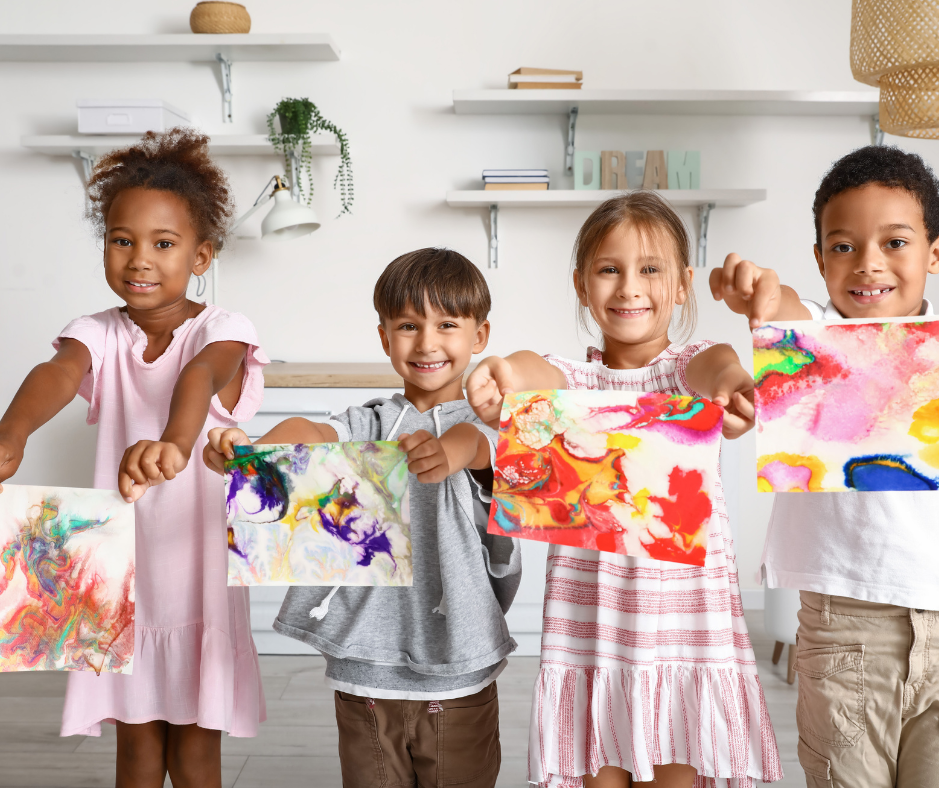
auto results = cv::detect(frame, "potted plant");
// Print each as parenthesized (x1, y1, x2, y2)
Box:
(266, 97, 354, 215)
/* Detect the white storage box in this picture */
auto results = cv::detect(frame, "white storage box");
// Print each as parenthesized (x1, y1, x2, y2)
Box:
(77, 100, 191, 135)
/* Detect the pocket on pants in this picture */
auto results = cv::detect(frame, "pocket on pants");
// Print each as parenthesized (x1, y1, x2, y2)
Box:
(798, 737, 833, 787)
(438, 689, 500, 786)
(795, 644, 865, 747)
(335, 692, 385, 788)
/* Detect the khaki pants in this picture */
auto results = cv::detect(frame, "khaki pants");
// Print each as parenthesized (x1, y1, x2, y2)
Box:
(795, 591, 939, 787)
(334, 682, 501, 788)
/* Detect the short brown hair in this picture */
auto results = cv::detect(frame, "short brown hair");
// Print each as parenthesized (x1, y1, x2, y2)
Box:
(572, 191, 696, 341)
(373, 248, 491, 324)
(87, 127, 235, 251)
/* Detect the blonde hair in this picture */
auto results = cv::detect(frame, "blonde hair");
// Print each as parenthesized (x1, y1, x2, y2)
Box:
(572, 191, 697, 343)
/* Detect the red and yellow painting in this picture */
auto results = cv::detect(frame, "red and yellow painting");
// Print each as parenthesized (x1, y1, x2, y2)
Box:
(489, 390, 723, 566)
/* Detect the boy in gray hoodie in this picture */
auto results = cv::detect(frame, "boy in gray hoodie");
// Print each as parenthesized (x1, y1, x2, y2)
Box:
(204, 248, 521, 788)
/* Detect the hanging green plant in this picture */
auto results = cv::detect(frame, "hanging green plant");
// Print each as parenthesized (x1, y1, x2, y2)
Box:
(266, 97, 354, 215)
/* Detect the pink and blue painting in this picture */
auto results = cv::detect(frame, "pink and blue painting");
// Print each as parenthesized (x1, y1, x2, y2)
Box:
(488, 390, 723, 566)
(226, 442, 412, 586)
(0, 485, 135, 673)
(754, 316, 939, 492)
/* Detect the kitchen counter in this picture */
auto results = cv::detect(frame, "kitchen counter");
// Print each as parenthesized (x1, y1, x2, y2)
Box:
(263, 362, 403, 388)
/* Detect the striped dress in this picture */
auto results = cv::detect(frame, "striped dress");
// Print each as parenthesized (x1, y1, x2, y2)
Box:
(529, 343, 782, 788)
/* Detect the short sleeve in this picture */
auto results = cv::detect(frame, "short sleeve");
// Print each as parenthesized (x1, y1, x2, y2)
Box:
(801, 299, 826, 320)
(674, 340, 719, 398)
(326, 402, 383, 442)
(53, 314, 108, 425)
(543, 353, 598, 390)
(193, 310, 270, 423)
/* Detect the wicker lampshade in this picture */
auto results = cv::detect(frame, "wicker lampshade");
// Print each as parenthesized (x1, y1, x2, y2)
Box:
(851, 0, 939, 138)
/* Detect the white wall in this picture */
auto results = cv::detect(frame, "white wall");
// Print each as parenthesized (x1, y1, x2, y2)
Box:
(5, 0, 939, 592)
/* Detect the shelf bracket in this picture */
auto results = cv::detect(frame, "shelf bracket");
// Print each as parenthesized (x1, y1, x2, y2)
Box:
(565, 107, 579, 174)
(871, 113, 885, 146)
(696, 202, 715, 268)
(216, 53, 233, 123)
(287, 149, 301, 201)
(489, 204, 499, 269)
(71, 150, 96, 182)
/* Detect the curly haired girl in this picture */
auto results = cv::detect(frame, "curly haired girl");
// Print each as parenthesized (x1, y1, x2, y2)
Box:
(0, 127, 269, 787)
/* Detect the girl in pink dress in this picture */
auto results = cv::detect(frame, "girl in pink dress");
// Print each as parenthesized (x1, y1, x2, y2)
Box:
(466, 192, 782, 788)
(0, 129, 268, 787)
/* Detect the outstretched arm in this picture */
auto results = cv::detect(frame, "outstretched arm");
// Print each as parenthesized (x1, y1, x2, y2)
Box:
(119, 340, 249, 502)
(685, 344, 755, 440)
(203, 417, 339, 475)
(467, 351, 567, 427)
(0, 339, 91, 492)
(709, 253, 811, 328)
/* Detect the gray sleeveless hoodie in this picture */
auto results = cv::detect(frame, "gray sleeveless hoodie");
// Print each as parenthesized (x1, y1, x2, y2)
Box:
(273, 394, 522, 696)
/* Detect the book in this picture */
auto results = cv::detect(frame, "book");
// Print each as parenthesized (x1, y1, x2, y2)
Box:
(484, 183, 549, 191)
(483, 176, 550, 183)
(482, 169, 548, 178)
(508, 74, 581, 83)
(510, 82, 583, 90)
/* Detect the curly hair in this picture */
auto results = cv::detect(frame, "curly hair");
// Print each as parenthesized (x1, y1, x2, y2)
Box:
(813, 145, 939, 246)
(87, 127, 235, 251)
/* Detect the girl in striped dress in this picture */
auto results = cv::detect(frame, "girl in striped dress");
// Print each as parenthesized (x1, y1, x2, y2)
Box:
(466, 192, 782, 788)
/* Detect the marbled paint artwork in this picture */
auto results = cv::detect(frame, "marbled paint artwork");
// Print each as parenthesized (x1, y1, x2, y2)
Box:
(0, 485, 135, 673)
(754, 317, 939, 492)
(489, 390, 723, 566)
(226, 442, 412, 586)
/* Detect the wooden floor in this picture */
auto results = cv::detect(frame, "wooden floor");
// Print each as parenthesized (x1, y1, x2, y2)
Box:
(0, 610, 803, 787)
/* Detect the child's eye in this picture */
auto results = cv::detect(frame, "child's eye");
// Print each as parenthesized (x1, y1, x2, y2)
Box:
(399, 323, 417, 331)
(112, 238, 131, 247)
(641, 266, 660, 274)
(832, 243, 854, 253)
(440, 322, 457, 329)
(599, 266, 619, 275)
(886, 238, 908, 249)
(156, 241, 174, 250)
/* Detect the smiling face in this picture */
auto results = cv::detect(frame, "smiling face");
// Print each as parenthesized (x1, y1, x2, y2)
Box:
(103, 187, 213, 310)
(378, 301, 490, 399)
(575, 222, 691, 354)
(815, 184, 939, 319)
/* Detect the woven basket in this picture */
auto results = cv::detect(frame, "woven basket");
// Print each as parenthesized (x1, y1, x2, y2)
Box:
(190, 2, 251, 34)
(851, 0, 939, 137)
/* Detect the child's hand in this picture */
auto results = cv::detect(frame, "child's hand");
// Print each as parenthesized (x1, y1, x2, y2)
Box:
(118, 441, 189, 503)
(466, 357, 516, 426)
(709, 253, 783, 329)
(203, 427, 252, 475)
(711, 366, 756, 440)
(0, 430, 25, 494)
(398, 430, 451, 483)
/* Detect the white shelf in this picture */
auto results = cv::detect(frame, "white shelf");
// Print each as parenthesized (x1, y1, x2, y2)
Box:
(446, 189, 767, 209)
(452, 89, 879, 116)
(0, 34, 340, 62)
(22, 134, 340, 157)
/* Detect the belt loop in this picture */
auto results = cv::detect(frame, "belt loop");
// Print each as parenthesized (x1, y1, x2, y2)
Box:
(821, 594, 831, 626)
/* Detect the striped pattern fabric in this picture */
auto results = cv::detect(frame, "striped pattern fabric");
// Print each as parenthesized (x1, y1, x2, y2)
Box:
(528, 345, 783, 787)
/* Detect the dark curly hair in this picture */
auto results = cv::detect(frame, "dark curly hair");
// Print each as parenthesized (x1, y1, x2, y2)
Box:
(813, 145, 939, 247)
(87, 127, 235, 251)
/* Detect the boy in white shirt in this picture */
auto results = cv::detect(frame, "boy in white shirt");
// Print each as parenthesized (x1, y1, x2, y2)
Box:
(711, 145, 939, 787)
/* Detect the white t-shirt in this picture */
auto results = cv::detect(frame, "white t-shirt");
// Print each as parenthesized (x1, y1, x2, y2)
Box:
(762, 297, 939, 609)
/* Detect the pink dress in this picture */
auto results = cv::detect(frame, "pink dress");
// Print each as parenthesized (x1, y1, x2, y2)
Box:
(530, 344, 782, 788)
(55, 305, 269, 737)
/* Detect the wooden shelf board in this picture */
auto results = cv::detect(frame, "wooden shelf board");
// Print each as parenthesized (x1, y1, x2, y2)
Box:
(452, 89, 879, 116)
(0, 34, 340, 62)
(264, 363, 403, 389)
(21, 133, 340, 156)
(446, 189, 767, 209)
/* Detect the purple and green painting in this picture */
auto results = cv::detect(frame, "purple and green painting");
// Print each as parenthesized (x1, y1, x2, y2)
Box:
(754, 317, 939, 492)
(225, 442, 412, 586)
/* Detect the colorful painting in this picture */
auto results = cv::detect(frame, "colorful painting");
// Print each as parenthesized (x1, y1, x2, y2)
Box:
(0, 485, 135, 673)
(488, 390, 723, 566)
(226, 442, 412, 586)
(754, 317, 939, 492)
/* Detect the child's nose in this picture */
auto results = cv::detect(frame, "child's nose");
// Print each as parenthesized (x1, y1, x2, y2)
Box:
(855, 246, 887, 274)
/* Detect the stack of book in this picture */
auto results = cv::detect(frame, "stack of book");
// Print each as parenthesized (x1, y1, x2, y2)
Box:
(483, 169, 549, 191)
(508, 68, 583, 90)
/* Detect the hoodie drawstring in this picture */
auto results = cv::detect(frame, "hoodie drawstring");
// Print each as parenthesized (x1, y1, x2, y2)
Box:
(309, 584, 340, 620)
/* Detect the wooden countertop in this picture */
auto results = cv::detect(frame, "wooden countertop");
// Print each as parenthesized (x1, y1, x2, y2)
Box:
(263, 362, 403, 388)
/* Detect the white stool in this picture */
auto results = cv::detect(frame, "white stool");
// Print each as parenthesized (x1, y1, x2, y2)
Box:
(764, 586, 801, 684)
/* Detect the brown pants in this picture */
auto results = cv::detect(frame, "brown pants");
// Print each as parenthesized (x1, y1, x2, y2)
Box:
(795, 591, 939, 787)
(334, 682, 501, 788)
